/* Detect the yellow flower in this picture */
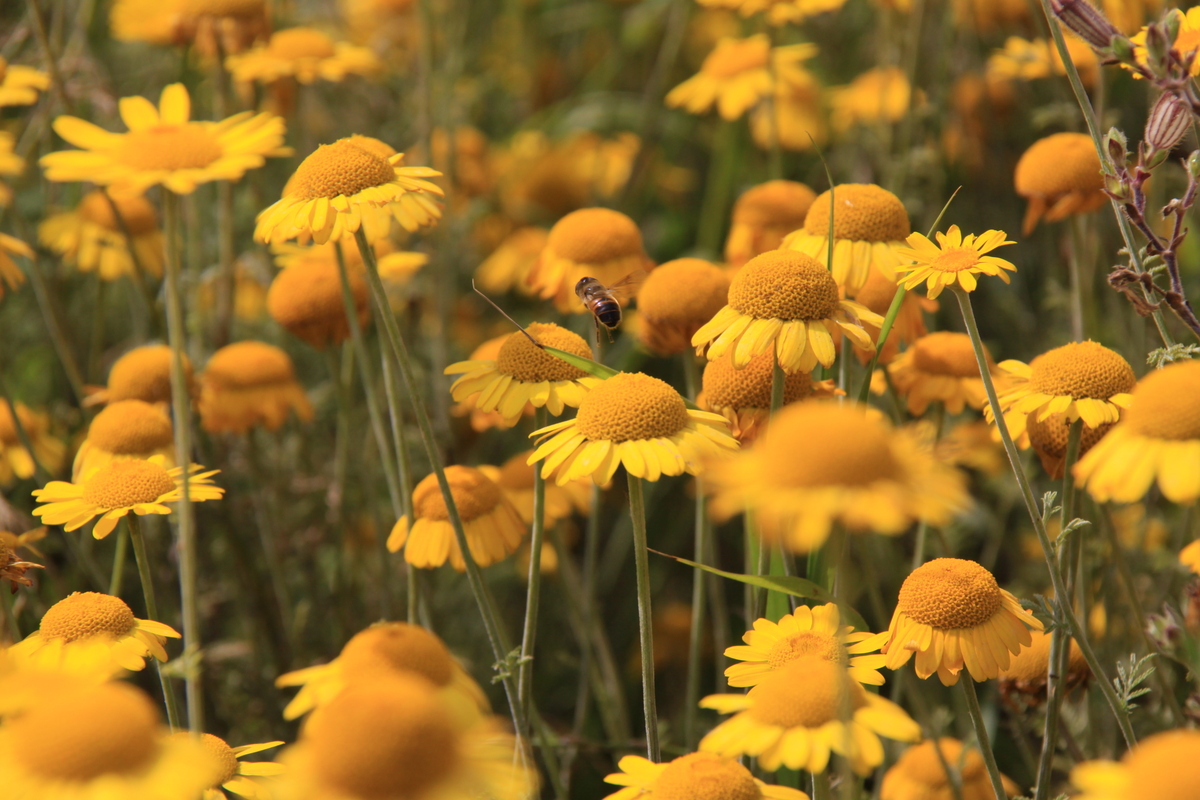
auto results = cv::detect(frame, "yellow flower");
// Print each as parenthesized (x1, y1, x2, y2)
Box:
(830, 67, 918, 133)
(929, 420, 1006, 476)
(387, 465, 527, 571)
(255, 138, 443, 245)
(894, 225, 1017, 300)
(781, 183, 912, 296)
(528, 372, 738, 485)
(637, 258, 731, 356)
(724, 603, 889, 688)
(278, 674, 536, 800)
(198, 341, 314, 434)
(700, 349, 839, 444)
(41, 83, 287, 197)
(495, 131, 639, 220)
(474, 226, 548, 296)
(882, 738, 1021, 800)
(32, 455, 224, 539)
(446, 322, 601, 424)
(479, 451, 591, 528)
(1074, 359, 1200, 504)
(998, 629, 1087, 700)
(725, 181, 816, 270)
(695, 0, 845, 25)
(0, 57, 50, 107)
(526, 207, 653, 313)
(603, 752, 809, 800)
(1181, 540, 1200, 575)
(0, 401, 65, 485)
(73, 399, 175, 481)
(276, 621, 486, 720)
(267, 252, 371, 349)
(449, 334, 534, 431)
(843, 264, 937, 365)
(881, 558, 1042, 686)
(692, 251, 882, 374)
(110, 0, 269, 54)
(189, 734, 284, 800)
(226, 27, 382, 85)
(1130, 8, 1200, 77)
(0, 681, 217, 800)
(666, 35, 818, 121)
(986, 36, 1098, 89)
(7, 591, 180, 676)
(707, 401, 968, 552)
(750, 76, 828, 153)
(0, 130, 25, 207)
(1072, 728, 1200, 800)
(876, 332, 997, 415)
(0, 232, 31, 299)
(1014, 132, 1106, 235)
(1102, 0, 1165, 33)
(39, 190, 164, 280)
(86, 344, 194, 408)
(700, 656, 920, 774)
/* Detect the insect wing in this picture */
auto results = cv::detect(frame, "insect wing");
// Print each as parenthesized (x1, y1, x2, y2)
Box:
(608, 268, 649, 305)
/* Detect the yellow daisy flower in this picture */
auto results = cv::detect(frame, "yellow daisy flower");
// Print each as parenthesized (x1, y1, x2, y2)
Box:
(528, 372, 738, 485)
(267, 243, 372, 348)
(276, 621, 487, 721)
(724, 603, 889, 688)
(0, 130, 25, 207)
(1014, 132, 1105, 235)
(0, 57, 50, 107)
(190, 734, 284, 800)
(881, 558, 1043, 686)
(637, 258, 731, 356)
(603, 752, 809, 800)
(881, 738, 1021, 800)
(700, 349, 839, 444)
(1102, 0, 1165, 34)
(387, 465, 526, 571)
(0, 681, 217, 800)
(278, 674, 536, 800)
(73, 399, 175, 481)
(86, 344, 194, 408)
(226, 27, 381, 85)
(695, 0, 845, 25)
(700, 656, 920, 774)
(41, 83, 287, 197)
(1129, 8, 1200, 77)
(750, 76, 828, 154)
(38, 191, 164, 280)
(1072, 729, 1200, 800)
(474, 226, 548, 296)
(0, 232, 31, 299)
(707, 401, 968, 552)
(997, 629, 1087, 701)
(1074, 359, 1200, 504)
(842, 264, 937, 366)
(830, 67, 917, 133)
(875, 331, 999, 415)
(32, 455, 224, 540)
(691, 250, 882, 374)
(780, 183, 912, 296)
(110, 0, 270, 55)
(446, 322, 601, 424)
(894, 225, 1017, 300)
(0, 401, 66, 485)
(198, 341, 314, 434)
(254, 137, 444, 245)
(449, 334, 534, 431)
(666, 35, 818, 121)
(1180, 539, 1200, 575)
(725, 181, 816, 270)
(1025, 411, 1117, 480)
(986, 36, 1099, 89)
(479, 451, 591, 528)
(7, 591, 180, 675)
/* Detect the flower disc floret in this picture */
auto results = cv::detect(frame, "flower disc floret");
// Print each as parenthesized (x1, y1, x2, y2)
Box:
(87, 400, 173, 454)
(897, 558, 1002, 629)
(81, 459, 178, 508)
(338, 622, 455, 686)
(288, 140, 397, 199)
(496, 323, 591, 383)
(803, 184, 910, 243)
(654, 753, 761, 800)
(547, 208, 644, 262)
(412, 465, 503, 522)
(576, 373, 690, 442)
(195, 733, 240, 785)
(704, 350, 814, 411)
(910, 332, 983, 377)
(1123, 360, 1200, 440)
(40, 591, 136, 641)
(767, 631, 845, 668)
(748, 658, 858, 728)
(1072, 729, 1200, 800)
(727, 251, 839, 321)
(1029, 341, 1135, 400)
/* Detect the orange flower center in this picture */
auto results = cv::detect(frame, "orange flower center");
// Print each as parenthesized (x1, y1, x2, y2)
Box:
(338, 623, 455, 687)
(728, 250, 840, 321)
(747, 658, 860, 728)
(1125, 360, 1200, 440)
(575, 373, 690, 442)
(929, 247, 981, 273)
(115, 125, 223, 171)
(897, 558, 1002, 629)
(87, 400, 173, 455)
(81, 459, 177, 508)
(759, 403, 900, 487)
(107, 345, 190, 404)
(704, 36, 770, 79)
(268, 28, 336, 60)
(40, 591, 137, 641)
(495, 322, 591, 383)
(803, 184, 911, 242)
(910, 332, 984, 378)
(1028, 341, 1135, 399)
(766, 630, 846, 669)
(545, 208, 645, 263)
(186, 732, 240, 786)
(703, 350, 813, 411)
(653, 752, 762, 800)
(287, 140, 396, 200)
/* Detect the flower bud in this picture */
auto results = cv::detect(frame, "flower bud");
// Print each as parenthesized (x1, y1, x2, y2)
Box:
(1165, 8, 1183, 46)
(1188, 150, 1200, 180)
(1145, 23, 1173, 75)
(1105, 127, 1128, 165)
(1050, 0, 1122, 52)
(1111, 35, 1136, 64)
(1145, 94, 1191, 167)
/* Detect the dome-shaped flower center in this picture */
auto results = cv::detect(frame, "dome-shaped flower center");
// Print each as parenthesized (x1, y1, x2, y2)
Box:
(108, 346, 191, 404)
(267, 258, 368, 346)
(546, 208, 644, 263)
(901, 739, 983, 786)
(81, 459, 177, 508)
(653, 752, 762, 800)
(638, 259, 730, 325)
(341, 134, 397, 160)
(1027, 413, 1112, 459)
(205, 342, 296, 389)
(1118, 730, 1200, 800)
(747, 658, 861, 728)
(115, 125, 223, 171)
(268, 27, 336, 60)
(78, 191, 159, 235)
(1014, 132, 1103, 196)
(704, 350, 813, 411)
(188, 732, 240, 786)
(181, 0, 265, 16)
(758, 402, 900, 487)
(803, 184, 911, 242)
(897, 558, 1002, 629)
(412, 465, 503, 522)
(87, 400, 173, 454)
(339, 623, 455, 687)
(733, 180, 815, 228)
(40, 591, 137, 641)
(308, 676, 461, 799)
(728, 250, 840, 320)
(495, 322, 591, 383)
(911, 332, 986, 378)
(497, 451, 537, 491)
(1028, 341, 1135, 399)
(575, 373, 690, 442)
(853, 267, 899, 313)
(704, 35, 770, 79)
(287, 140, 397, 200)
(11, 683, 160, 781)
(1125, 360, 1200, 440)
(766, 630, 846, 670)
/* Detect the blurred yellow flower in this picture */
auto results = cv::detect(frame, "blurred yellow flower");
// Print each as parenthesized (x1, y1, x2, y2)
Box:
(882, 738, 1021, 800)
(603, 752, 808, 800)
(0, 401, 65, 485)
(998, 628, 1087, 700)
(0, 232, 31, 299)
(700, 349, 838, 444)
(0, 57, 50, 107)
(86, 344, 194, 408)
(666, 35, 818, 120)
(876, 331, 997, 415)
(0, 131, 24, 207)
(1130, 8, 1200, 77)
(696, 0, 846, 25)
(73, 399, 175, 481)
(39, 191, 164, 280)
(842, 264, 936, 365)
(1072, 729, 1200, 800)
(110, 0, 269, 54)
(226, 27, 382, 85)
(830, 67, 916, 133)
(894, 225, 1017, 300)
(474, 227, 548, 296)
(637, 258, 730, 356)
(188, 733, 284, 800)
(724, 180, 816, 270)
(987, 36, 1098, 88)
(480, 451, 591, 528)
(267, 247, 371, 349)
(198, 341, 314, 434)
(1014, 132, 1106, 235)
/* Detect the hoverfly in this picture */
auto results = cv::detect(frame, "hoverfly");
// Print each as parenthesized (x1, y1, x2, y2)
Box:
(575, 270, 646, 343)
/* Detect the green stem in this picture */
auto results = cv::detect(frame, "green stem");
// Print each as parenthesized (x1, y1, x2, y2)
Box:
(380, 353, 418, 623)
(811, 771, 833, 800)
(109, 526, 128, 596)
(682, 350, 708, 748)
(628, 473, 660, 761)
(87, 276, 106, 382)
(127, 515, 182, 730)
(518, 407, 549, 723)
(952, 286, 1136, 747)
(959, 677, 1008, 800)
(1066, 216, 1088, 342)
(696, 122, 740, 257)
(24, 248, 86, 404)
(212, 180, 236, 348)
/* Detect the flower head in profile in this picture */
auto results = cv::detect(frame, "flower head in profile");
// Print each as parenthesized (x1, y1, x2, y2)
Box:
(86, 344, 194, 408)
(987, 36, 1098, 88)
(474, 227, 548, 296)
(666, 35, 817, 120)
(267, 243, 372, 348)
(603, 752, 809, 800)
(186, 733, 284, 800)
(528, 372, 738, 485)
(700, 657, 920, 774)
(882, 738, 1021, 800)
(882, 558, 1042, 685)
(998, 629, 1088, 703)
(39, 191, 164, 280)
(637, 258, 731, 355)
(8, 591, 180, 676)
(0, 232, 31, 300)
(41, 83, 288, 197)
(1014, 132, 1105, 234)
(32, 455, 224, 539)
(1072, 729, 1200, 800)
(692, 251, 882, 374)
(875, 332, 998, 415)
(198, 342, 314, 434)
(0, 57, 50, 107)
(110, 0, 269, 55)
(725, 180, 817, 270)
(895, 225, 1017, 300)
(73, 399, 175, 481)
(226, 27, 381, 85)
(700, 349, 838, 444)
(0, 401, 66, 486)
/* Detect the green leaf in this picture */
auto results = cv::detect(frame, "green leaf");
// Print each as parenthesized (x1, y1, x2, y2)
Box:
(541, 346, 620, 379)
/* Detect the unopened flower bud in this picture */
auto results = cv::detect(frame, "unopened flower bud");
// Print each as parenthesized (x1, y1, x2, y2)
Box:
(1105, 127, 1128, 165)
(1145, 94, 1191, 166)
(1050, 0, 1122, 52)
(1111, 35, 1136, 64)
(1188, 150, 1200, 180)
(1146, 23, 1173, 74)
(1165, 8, 1183, 46)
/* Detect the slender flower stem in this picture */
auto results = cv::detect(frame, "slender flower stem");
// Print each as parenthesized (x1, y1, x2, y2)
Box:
(766, 356, 790, 620)
(0, 588, 18, 643)
(696, 122, 741, 257)
(160, 190, 201, 732)
(24, 249, 86, 404)
(681, 350, 709, 748)
(109, 526, 128, 596)
(127, 515, 182, 730)
(952, 286, 1136, 747)
(811, 771, 833, 800)
(959, 677, 1009, 800)
(380, 352, 418, 623)
(518, 407, 549, 722)
(627, 473, 660, 761)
